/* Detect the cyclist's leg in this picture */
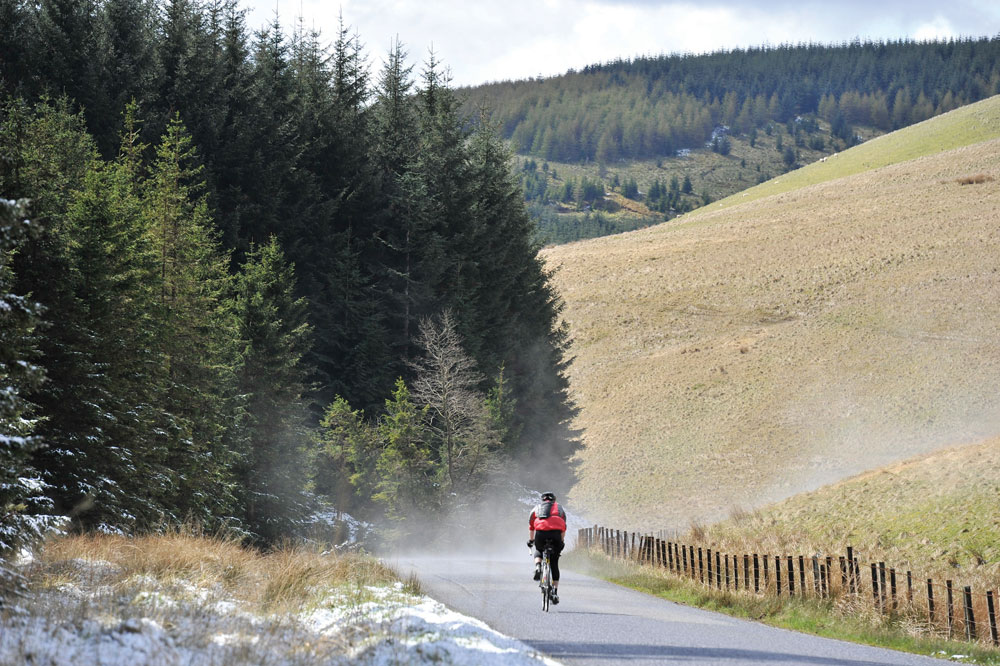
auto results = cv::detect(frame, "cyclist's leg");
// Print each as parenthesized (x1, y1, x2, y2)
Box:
(550, 552, 560, 589)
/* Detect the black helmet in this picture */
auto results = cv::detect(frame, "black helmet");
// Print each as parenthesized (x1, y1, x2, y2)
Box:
(540, 491, 555, 501)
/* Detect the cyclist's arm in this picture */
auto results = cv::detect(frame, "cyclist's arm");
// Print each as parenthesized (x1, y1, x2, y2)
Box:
(529, 511, 536, 542)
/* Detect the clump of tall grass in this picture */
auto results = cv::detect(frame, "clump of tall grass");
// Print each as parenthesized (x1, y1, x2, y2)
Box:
(955, 173, 995, 185)
(25, 530, 401, 616)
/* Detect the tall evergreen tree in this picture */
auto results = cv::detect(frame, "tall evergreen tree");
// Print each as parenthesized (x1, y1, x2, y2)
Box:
(142, 114, 237, 525)
(0, 197, 58, 597)
(232, 237, 313, 545)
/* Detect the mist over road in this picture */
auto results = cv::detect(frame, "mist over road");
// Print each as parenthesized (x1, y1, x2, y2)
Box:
(396, 553, 947, 666)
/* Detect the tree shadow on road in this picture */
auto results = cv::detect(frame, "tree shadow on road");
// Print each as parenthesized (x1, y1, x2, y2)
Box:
(526, 641, 930, 665)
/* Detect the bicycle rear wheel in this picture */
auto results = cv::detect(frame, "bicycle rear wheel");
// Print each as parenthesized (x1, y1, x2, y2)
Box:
(540, 559, 552, 611)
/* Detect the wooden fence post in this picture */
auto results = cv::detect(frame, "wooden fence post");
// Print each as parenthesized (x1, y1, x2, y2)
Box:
(987, 590, 999, 646)
(775, 556, 782, 596)
(753, 554, 760, 593)
(725, 553, 731, 590)
(698, 548, 705, 584)
(733, 554, 739, 590)
(927, 579, 935, 625)
(763, 553, 770, 591)
(744, 554, 750, 591)
(946, 580, 955, 638)
(846, 546, 856, 594)
(820, 564, 828, 598)
(871, 564, 881, 610)
(788, 556, 795, 596)
(668, 541, 674, 571)
(707, 548, 713, 585)
(812, 556, 821, 597)
(799, 555, 807, 595)
(825, 557, 833, 594)
(716, 551, 722, 589)
(878, 563, 887, 608)
(906, 571, 913, 606)
(963, 586, 976, 641)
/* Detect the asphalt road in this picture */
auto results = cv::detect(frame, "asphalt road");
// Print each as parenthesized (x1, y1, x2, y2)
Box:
(396, 553, 950, 666)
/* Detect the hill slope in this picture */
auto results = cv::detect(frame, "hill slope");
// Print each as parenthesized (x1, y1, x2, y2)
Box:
(699, 435, 1000, 583)
(703, 94, 1000, 214)
(542, 97, 1000, 529)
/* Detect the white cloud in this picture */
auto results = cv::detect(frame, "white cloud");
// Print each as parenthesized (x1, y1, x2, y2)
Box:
(912, 16, 958, 41)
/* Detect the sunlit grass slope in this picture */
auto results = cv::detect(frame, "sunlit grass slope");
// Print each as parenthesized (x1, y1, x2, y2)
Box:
(699, 435, 1000, 586)
(542, 99, 1000, 529)
(702, 95, 1000, 215)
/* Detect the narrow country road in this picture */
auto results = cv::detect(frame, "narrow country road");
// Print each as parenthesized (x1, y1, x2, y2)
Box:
(396, 554, 949, 666)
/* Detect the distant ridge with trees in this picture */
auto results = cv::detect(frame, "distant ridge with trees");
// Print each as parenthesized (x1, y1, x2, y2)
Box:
(463, 38, 1000, 164)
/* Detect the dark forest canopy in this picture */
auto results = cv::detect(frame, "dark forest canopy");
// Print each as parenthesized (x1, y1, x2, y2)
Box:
(461, 38, 1000, 163)
(0, 0, 578, 552)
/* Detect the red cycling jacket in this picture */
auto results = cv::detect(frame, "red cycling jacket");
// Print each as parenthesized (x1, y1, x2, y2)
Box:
(529, 501, 567, 533)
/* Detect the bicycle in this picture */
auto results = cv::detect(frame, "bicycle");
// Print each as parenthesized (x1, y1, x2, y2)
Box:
(538, 545, 556, 611)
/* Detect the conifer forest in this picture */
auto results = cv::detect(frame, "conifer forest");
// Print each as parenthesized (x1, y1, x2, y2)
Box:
(0, 0, 578, 560)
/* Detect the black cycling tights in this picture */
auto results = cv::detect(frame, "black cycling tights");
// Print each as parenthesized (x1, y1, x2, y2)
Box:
(534, 531, 562, 581)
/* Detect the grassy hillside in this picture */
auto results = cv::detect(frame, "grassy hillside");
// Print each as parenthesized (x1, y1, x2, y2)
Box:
(542, 96, 1000, 529)
(524, 119, 847, 244)
(697, 435, 1000, 586)
(702, 95, 1000, 214)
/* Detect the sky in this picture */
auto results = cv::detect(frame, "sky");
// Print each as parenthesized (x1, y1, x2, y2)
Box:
(244, 1, 1000, 87)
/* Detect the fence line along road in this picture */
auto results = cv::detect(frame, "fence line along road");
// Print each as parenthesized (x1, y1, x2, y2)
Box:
(579, 525, 1000, 647)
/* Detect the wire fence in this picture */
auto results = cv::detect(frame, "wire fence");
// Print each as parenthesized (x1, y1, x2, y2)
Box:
(578, 525, 1000, 646)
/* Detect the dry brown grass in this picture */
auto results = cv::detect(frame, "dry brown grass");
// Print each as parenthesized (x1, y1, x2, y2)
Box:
(544, 130, 1000, 530)
(29, 530, 399, 613)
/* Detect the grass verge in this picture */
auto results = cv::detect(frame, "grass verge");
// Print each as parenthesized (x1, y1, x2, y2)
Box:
(565, 549, 1000, 664)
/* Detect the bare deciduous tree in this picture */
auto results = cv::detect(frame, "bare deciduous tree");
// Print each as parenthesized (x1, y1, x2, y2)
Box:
(410, 310, 499, 492)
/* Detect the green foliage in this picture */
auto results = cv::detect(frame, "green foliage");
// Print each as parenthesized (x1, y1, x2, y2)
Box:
(0, 197, 58, 576)
(232, 237, 313, 545)
(142, 114, 239, 526)
(782, 145, 798, 168)
(532, 205, 659, 245)
(373, 380, 433, 520)
(316, 397, 376, 514)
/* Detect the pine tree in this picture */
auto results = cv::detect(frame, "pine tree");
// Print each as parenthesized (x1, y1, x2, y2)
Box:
(0, 197, 59, 598)
(35, 0, 106, 137)
(373, 379, 433, 520)
(371, 39, 423, 368)
(26, 115, 166, 530)
(231, 237, 313, 545)
(315, 396, 377, 516)
(142, 114, 237, 525)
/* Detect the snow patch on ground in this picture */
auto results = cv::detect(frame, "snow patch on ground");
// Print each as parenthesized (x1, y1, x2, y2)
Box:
(0, 560, 560, 666)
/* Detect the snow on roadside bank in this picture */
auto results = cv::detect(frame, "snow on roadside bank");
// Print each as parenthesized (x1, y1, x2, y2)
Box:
(0, 558, 560, 666)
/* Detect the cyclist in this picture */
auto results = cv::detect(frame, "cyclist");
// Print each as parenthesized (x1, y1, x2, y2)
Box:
(527, 491, 566, 604)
